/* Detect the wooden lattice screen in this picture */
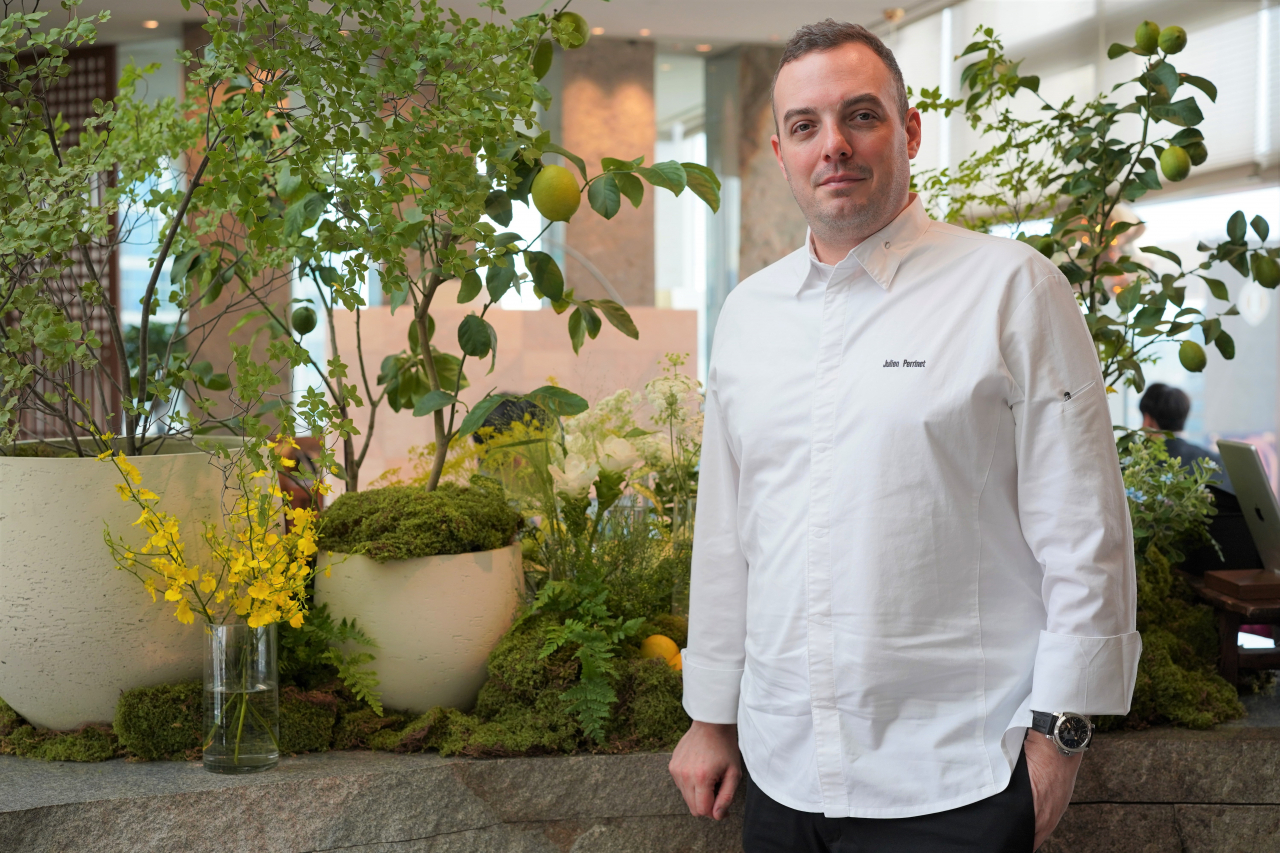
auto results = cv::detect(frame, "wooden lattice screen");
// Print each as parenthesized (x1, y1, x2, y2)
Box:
(17, 44, 121, 441)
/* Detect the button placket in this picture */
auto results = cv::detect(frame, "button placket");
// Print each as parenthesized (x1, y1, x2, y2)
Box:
(805, 271, 852, 812)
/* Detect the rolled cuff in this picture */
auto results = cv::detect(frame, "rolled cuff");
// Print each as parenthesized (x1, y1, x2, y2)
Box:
(680, 651, 743, 724)
(1029, 629, 1143, 715)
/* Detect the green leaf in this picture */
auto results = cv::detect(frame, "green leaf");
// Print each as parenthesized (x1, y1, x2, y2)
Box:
(1179, 74, 1217, 103)
(635, 160, 687, 194)
(387, 280, 410, 315)
(1201, 276, 1230, 301)
(486, 262, 516, 302)
(586, 299, 639, 339)
(1115, 283, 1142, 313)
(458, 394, 512, 438)
(588, 174, 621, 220)
(1251, 215, 1270, 243)
(284, 191, 330, 240)
(1215, 330, 1236, 359)
(203, 373, 231, 391)
(1017, 75, 1039, 93)
(614, 171, 645, 208)
(524, 385, 589, 418)
(567, 308, 586, 354)
(1144, 61, 1180, 100)
(1148, 97, 1203, 127)
(601, 157, 636, 172)
(277, 162, 303, 201)
(412, 389, 456, 417)
(525, 250, 564, 301)
(1139, 246, 1181, 267)
(1133, 304, 1165, 327)
(542, 142, 588, 180)
(682, 163, 721, 213)
(457, 270, 483, 303)
(458, 314, 493, 358)
(532, 39, 553, 80)
(433, 350, 469, 393)
(169, 248, 203, 287)
(1227, 210, 1247, 243)
(1107, 43, 1131, 60)
(484, 190, 513, 227)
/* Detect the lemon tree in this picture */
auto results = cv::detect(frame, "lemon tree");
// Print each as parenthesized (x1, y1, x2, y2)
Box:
(913, 20, 1277, 394)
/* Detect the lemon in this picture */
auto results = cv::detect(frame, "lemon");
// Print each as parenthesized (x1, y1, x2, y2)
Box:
(1179, 340, 1207, 372)
(1158, 25, 1187, 55)
(1184, 141, 1207, 166)
(1134, 20, 1160, 54)
(553, 12, 590, 49)
(531, 164, 581, 222)
(1253, 255, 1280, 289)
(670, 652, 682, 672)
(292, 306, 317, 335)
(639, 634, 680, 666)
(1160, 146, 1191, 182)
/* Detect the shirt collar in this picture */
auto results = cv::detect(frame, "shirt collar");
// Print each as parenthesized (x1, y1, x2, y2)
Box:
(796, 194, 931, 295)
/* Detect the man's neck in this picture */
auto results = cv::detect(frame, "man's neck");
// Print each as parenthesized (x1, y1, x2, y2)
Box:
(810, 193, 913, 265)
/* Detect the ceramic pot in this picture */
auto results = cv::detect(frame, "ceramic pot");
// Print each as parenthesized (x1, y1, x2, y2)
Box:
(314, 545, 523, 713)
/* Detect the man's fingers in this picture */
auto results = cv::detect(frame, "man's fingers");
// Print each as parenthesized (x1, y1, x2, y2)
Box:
(712, 764, 742, 820)
(692, 771, 719, 817)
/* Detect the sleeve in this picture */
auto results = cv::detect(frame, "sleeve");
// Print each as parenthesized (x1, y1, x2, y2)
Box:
(1002, 272, 1142, 716)
(681, 362, 750, 724)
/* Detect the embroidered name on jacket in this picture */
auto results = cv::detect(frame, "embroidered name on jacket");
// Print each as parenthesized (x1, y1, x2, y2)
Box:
(882, 359, 926, 367)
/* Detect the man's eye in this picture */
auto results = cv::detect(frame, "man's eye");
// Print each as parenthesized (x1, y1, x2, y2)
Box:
(793, 122, 814, 133)
(853, 111, 875, 121)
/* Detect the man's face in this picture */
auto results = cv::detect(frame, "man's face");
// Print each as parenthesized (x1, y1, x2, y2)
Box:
(771, 43, 922, 244)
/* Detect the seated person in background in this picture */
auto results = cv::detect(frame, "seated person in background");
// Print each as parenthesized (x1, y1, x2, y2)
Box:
(1139, 382, 1233, 493)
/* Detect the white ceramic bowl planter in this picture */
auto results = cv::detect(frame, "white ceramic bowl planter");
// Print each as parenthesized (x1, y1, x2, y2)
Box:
(314, 545, 523, 714)
(0, 439, 235, 730)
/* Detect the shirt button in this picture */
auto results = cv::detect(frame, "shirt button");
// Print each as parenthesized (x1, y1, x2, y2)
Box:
(884, 240, 891, 249)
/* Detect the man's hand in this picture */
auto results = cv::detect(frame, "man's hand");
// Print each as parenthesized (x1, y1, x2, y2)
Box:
(1024, 731, 1084, 850)
(669, 721, 742, 820)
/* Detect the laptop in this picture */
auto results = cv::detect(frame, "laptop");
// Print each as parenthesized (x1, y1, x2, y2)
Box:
(1206, 441, 1280, 598)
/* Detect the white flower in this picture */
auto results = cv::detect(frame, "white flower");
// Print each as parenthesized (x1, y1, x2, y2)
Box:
(548, 453, 599, 498)
(645, 373, 701, 423)
(596, 436, 642, 473)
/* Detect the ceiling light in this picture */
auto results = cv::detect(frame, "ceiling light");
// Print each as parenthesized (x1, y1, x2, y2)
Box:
(142, 20, 159, 29)
(883, 7, 906, 24)
(695, 44, 712, 53)
(639, 28, 651, 37)
(591, 26, 605, 35)
(659, 62, 672, 72)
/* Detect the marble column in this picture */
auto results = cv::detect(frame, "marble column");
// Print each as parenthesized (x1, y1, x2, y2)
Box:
(558, 38, 657, 308)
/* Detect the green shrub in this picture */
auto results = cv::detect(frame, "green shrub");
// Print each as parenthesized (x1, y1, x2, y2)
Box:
(316, 476, 522, 562)
(114, 682, 203, 760)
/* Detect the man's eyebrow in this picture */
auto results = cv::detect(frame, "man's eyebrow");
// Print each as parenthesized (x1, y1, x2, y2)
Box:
(780, 93, 887, 129)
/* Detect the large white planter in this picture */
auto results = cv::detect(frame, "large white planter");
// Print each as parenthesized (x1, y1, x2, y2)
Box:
(0, 439, 234, 729)
(315, 545, 523, 714)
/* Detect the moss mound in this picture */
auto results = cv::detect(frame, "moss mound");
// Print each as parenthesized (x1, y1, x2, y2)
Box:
(114, 682, 204, 760)
(361, 614, 689, 757)
(280, 687, 340, 754)
(317, 476, 522, 562)
(0, 443, 76, 458)
(0, 697, 119, 761)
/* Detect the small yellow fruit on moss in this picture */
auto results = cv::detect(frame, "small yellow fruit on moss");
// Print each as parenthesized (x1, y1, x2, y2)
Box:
(640, 634, 681, 668)
(1160, 146, 1191, 182)
(1158, 25, 1187, 55)
(531, 164, 581, 222)
(1134, 21, 1160, 54)
(553, 12, 590, 49)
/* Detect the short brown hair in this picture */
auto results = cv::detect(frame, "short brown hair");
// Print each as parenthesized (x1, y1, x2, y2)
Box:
(772, 19, 909, 121)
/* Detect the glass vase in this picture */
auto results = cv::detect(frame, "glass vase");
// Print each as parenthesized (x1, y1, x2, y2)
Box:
(203, 623, 279, 774)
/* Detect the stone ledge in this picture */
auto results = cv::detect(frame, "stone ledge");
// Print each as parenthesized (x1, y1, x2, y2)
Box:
(3, 728, 1280, 853)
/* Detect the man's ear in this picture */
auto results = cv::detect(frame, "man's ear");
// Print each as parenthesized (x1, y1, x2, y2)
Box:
(771, 133, 789, 181)
(905, 107, 923, 160)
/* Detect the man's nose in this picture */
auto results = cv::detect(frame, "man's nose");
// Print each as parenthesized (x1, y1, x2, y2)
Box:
(819, 124, 853, 161)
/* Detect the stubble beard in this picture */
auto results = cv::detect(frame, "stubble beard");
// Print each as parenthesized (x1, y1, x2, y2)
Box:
(791, 154, 911, 249)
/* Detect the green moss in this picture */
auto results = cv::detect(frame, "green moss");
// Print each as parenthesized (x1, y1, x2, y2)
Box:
(0, 443, 76, 458)
(332, 707, 408, 750)
(607, 658, 689, 752)
(317, 476, 522, 562)
(279, 687, 339, 755)
(0, 699, 119, 761)
(113, 682, 203, 761)
(0, 697, 19, 739)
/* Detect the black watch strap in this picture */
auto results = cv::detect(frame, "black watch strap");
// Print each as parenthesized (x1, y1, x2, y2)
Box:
(1029, 710, 1057, 735)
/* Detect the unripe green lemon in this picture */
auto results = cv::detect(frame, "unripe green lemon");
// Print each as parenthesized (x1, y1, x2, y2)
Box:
(1134, 20, 1160, 53)
(1160, 146, 1191, 182)
(1253, 255, 1280, 289)
(1184, 141, 1207, 166)
(292, 306, 318, 335)
(1158, 25, 1187, 55)
(553, 12, 590, 49)
(531, 164, 581, 222)
(1179, 340, 1207, 372)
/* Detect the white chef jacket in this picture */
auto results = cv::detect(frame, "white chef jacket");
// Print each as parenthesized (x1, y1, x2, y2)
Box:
(682, 195, 1141, 819)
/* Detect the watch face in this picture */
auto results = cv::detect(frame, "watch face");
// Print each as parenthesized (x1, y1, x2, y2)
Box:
(1055, 715, 1091, 751)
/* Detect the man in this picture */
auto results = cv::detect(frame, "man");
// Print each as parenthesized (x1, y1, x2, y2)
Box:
(1139, 383, 1232, 492)
(669, 20, 1140, 853)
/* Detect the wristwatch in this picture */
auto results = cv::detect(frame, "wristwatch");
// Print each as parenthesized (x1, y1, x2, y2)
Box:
(1030, 710, 1093, 755)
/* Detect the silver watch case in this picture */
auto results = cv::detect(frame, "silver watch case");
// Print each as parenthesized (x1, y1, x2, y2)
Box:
(1045, 711, 1093, 756)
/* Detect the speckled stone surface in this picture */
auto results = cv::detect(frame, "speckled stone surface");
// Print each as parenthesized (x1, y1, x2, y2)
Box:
(4, 727, 1280, 853)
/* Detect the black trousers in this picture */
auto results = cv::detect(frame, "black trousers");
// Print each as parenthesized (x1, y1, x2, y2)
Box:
(742, 749, 1036, 853)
